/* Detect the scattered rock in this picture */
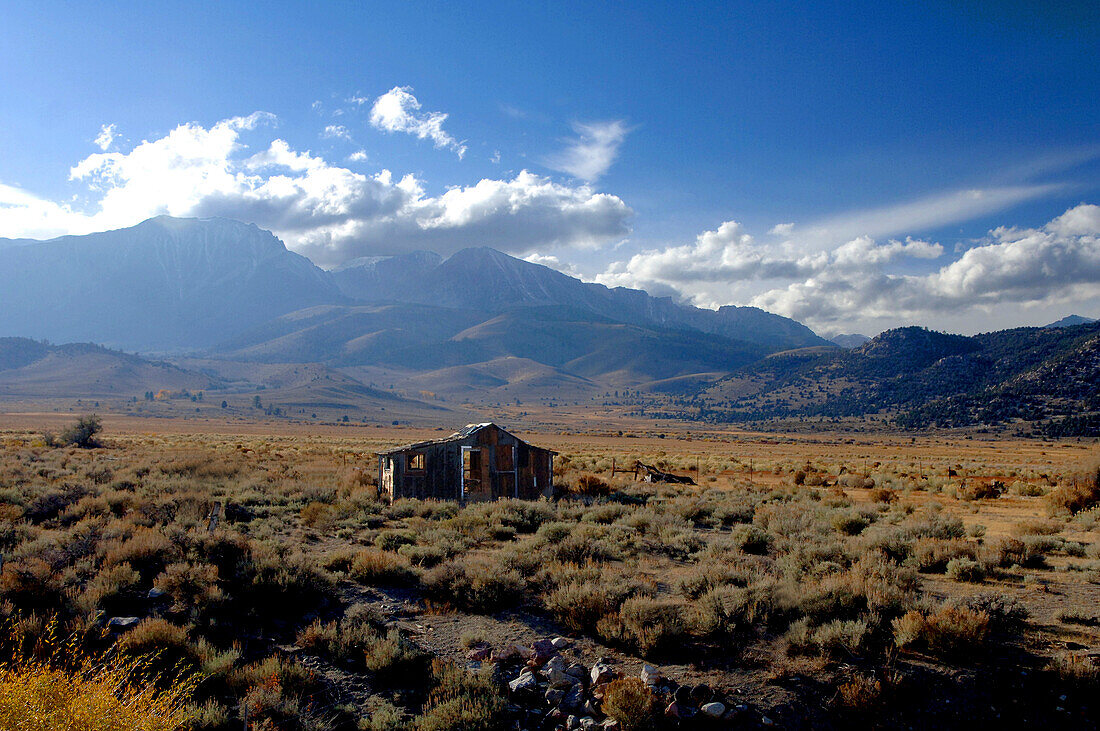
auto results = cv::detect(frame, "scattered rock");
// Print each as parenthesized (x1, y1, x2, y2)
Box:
(545, 687, 566, 705)
(146, 588, 166, 599)
(106, 616, 140, 630)
(532, 638, 557, 660)
(665, 701, 683, 719)
(690, 682, 713, 704)
(674, 686, 692, 704)
(466, 646, 491, 661)
(591, 659, 616, 685)
(761, 716, 774, 726)
(700, 702, 726, 719)
(509, 670, 538, 694)
(514, 644, 536, 660)
(579, 717, 598, 730)
(640, 663, 662, 686)
(492, 645, 519, 662)
(551, 636, 571, 649)
(562, 683, 585, 711)
(601, 720, 620, 730)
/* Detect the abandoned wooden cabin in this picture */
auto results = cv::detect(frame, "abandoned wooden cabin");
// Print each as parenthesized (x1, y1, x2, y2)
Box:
(377, 423, 555, 503)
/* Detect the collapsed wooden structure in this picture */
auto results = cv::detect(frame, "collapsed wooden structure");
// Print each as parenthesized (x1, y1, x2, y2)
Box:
(633, 461, 696, 485)
(377, 423, 555, 503)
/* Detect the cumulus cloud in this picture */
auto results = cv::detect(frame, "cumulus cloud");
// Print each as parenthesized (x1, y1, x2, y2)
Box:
(544, 120, 629, 182)
(601, 204, 1100, 331)
(94, 124, 117, 151)
(368, 86, 466, 158)
(0, 113, 631, 267)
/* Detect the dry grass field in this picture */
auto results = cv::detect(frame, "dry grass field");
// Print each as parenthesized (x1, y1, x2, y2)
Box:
(0, 412, 1097, 730)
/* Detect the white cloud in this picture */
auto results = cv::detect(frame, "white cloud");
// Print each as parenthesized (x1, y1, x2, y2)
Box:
(94, 124, 117, 151)
(0, 113, 631, 268)
(322, 124, 351, 140)
(348, 150, 368, 162)
(601, 203, 1100, 332)
(368, 86, 466, 158)
(544, 120, 629, 182)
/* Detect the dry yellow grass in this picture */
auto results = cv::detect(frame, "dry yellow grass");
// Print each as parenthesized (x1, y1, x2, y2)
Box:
(0, 652, 196, 731)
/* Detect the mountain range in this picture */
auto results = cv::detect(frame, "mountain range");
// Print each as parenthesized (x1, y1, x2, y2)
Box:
(1, 216, 1096, 434)
(0, 216, 825, 387)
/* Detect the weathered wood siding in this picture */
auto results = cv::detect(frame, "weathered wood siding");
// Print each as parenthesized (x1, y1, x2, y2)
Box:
(379, 424, 553, 503)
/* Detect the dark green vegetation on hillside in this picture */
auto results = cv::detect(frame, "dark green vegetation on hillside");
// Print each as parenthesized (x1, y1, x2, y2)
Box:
(685, 323, 1100, 435)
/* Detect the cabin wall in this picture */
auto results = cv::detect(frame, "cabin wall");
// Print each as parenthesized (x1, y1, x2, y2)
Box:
(381, 425, 555, 503)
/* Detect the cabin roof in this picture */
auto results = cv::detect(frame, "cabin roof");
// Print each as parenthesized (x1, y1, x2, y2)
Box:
(377, 422, 556, 456)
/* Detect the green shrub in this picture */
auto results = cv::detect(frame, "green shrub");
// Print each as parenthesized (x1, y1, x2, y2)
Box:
(945, 557, 986, 583)
(412, 659, 509, 731)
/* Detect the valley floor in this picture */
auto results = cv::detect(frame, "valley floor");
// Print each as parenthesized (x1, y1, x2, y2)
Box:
(0, 413, 1097, 729)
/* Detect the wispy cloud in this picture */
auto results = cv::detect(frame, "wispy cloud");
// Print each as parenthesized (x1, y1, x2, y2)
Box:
(368, 86, 466, 159)
(322, 124, 351, 140)
(545, 120, 630, 182)
(94, 124, 117, 151)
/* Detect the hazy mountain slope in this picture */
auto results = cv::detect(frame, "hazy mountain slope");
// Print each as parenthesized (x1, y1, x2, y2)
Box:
(0, 338, 216, 397)
(1045, 314, 1096, 328)
(331, 246, 829, 351)
(0, 216, 340, 351)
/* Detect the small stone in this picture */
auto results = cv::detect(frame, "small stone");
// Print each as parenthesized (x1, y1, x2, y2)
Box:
(466, 646, 491, 661)
(551, 636, 571, 649)
(761, 716, 774, 726)
(562, 683, 585, 711)
(601, 721, 620, 731)
(147, 588, 166, 599)
(665, 701, 682, 719)
(509, 670, 538, 694)
(674, 686, 692, 704)
(533, 638, 557, 659)
(566, 714, 579, 730)
(700, 702, 726, 718)
(514, 644, 536, 660)
(566, 662, 588, 680)
(492, 645, 519, 662)
(107, 616, 140, 629)
(591, 660, 616, 686)
(548, 666, 577, 689)
(640, 663, 661, 686)
(690, 682, 713, 704)
(545, 688, 566, 705)
(579, 717, 598, 730)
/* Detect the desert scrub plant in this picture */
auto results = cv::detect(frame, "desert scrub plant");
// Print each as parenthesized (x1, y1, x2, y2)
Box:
(909, 538, 977, 574)
(1046, 461, 1100, 515)
(154, 561, 224, 619)
(601, 677, 658, 731)
(543, 563, 646, 632)
(412, 659, 509, 731)
(892, 604, 990, 657)
(945, 556, 986, 583)
(598, 596, 688, 657)
(55, 414, 104, 449)
(350, 549, 416, 586)
(421, 556, 525, 613)
(1047, 652, 1100, 689)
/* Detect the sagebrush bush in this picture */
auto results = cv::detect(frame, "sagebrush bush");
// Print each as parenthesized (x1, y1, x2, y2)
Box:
(412, 659, 508, 731)
(602, 677, 658, 731)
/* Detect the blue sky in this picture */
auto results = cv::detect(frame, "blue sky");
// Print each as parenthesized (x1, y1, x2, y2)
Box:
(1, 1, 1098, 334)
